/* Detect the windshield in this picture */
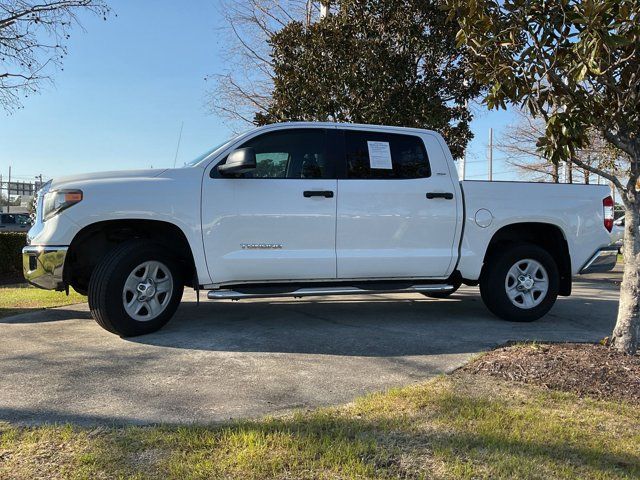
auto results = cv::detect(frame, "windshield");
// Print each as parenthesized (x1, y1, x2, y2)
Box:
(183, 134, 241, 167)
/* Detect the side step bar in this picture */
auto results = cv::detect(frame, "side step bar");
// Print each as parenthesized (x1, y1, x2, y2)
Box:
(207, 284, 455, 300)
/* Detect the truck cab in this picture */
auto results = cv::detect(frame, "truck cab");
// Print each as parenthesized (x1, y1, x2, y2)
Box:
(203, 125, 461, 284)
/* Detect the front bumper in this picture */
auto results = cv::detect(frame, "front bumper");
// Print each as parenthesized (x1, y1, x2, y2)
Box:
(22, 245, 68, 290)
(579, 246, 619, 275)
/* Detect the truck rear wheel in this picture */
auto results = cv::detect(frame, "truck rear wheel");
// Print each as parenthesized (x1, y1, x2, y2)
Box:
(480, 243, 559, 322)
(88, 240, 184, 337)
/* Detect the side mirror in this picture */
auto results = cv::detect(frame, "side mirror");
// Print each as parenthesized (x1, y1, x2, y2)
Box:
(217, 148, 257, 175)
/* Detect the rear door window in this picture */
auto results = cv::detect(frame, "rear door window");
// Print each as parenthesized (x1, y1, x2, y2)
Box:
(343, 130, 431, 179)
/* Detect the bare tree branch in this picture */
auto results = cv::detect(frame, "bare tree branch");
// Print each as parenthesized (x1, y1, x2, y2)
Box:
(0, 0, 110, 112)
(208, 0, 320, 127)
(497, 109, 629, 185)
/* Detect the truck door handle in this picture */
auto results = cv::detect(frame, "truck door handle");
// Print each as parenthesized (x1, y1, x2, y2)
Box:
(304, 190, 334, 198)
(426, 192, 454, 200)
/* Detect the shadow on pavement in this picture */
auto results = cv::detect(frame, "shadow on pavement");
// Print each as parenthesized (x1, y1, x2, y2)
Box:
(0, 275, 622, 426)
(125, 290, 619, 357)
(0, 307, 91, 324)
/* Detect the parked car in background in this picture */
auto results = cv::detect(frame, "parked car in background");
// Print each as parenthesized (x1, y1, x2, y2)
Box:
(0, 213, 31, 232)
(611, 217, 625, 253)
(23, 122, 618, 336)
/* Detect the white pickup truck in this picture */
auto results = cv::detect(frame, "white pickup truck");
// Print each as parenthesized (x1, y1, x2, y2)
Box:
(23, 122, 617, 336)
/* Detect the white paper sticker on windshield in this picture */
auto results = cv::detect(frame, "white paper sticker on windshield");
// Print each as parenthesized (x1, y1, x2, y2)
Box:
(367, 141, 393, 170)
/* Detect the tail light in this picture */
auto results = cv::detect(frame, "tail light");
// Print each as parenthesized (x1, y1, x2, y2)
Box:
(603, 196, 614, 232)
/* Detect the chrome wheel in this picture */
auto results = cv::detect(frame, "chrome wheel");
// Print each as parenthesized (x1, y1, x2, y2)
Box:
(122, 260, 173, 321)
(505, 259, 549, 309)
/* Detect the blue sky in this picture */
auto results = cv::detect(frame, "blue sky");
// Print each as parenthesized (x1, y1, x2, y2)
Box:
(0, 0, 516, 183)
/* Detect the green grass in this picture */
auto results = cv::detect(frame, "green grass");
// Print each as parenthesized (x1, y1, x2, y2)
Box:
(0, 286, 86, 319)
(1, 374, 638, 480)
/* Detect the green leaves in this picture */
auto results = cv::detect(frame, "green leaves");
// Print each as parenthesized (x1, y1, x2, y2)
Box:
(455, 29, 466, 48)
(575, 64, 588, 82)
(603, 33, 634, 48)
(444, 0, 640, 164)
(260, 0, 482, 159)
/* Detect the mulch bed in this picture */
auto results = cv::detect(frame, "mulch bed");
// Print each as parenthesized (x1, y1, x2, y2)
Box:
(463, 342, 640, 404)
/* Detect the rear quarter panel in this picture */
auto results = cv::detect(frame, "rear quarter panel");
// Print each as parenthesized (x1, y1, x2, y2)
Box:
(458, 181, 612, 280)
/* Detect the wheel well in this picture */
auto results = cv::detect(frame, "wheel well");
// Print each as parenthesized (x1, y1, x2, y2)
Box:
(482, 223, 572, 296)
(64, 220, 196, 293)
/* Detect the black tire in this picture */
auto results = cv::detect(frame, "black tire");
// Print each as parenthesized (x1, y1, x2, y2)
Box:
(480, 243, 559, 322)
(88, 240, 184, 337)
(422, 281, 461, 298)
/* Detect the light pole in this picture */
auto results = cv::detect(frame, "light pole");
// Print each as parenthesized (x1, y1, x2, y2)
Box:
(7, 166, 10, 214)
(320, 1, 330, 18)
(488, 128, 493, 181)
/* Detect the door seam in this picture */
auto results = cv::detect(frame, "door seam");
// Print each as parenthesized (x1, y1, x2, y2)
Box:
(334, 179, 339, 278)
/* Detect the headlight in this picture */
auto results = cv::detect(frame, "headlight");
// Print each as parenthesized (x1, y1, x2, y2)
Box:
(43, 189, 83, 221)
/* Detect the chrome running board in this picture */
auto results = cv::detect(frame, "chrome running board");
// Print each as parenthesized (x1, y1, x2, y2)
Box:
(207, 284, 455, 300)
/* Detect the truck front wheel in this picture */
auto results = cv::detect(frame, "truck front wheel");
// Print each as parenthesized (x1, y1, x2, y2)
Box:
(480, 243, 559, 322)
(88, 240, 184, 336)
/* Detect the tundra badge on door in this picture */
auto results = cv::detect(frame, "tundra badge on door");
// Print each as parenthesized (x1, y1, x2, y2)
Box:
(241, 243, 283, 249)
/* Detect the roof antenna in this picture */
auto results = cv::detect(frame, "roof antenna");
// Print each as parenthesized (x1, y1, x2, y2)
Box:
(172, 121, 184, 168)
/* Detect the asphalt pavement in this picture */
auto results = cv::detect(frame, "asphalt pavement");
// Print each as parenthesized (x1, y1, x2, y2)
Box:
(0, 269, 621, 425)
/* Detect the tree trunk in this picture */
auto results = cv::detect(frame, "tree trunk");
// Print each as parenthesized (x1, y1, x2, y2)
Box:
(583, 168, 590, 184)
(612, 194, 640, 354)
(552, 161, 559, 183)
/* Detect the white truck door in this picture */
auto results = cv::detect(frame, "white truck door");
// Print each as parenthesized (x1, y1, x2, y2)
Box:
(336, 129, 459, 279)
(202, 128, 338, 284)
